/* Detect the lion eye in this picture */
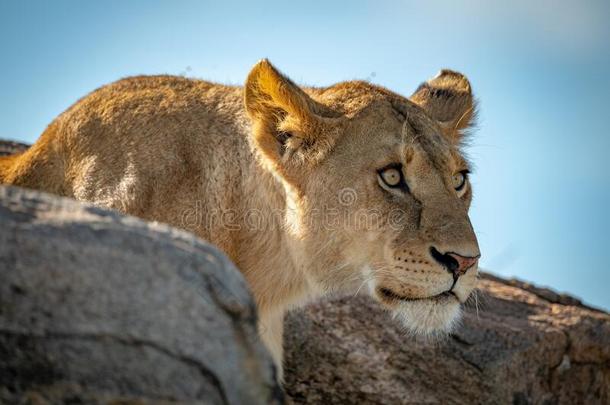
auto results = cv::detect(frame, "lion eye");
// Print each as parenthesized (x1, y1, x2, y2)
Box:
(378, 166, 404, 188)
(453, 171, 469, 191)
(381, 168, 401, 187)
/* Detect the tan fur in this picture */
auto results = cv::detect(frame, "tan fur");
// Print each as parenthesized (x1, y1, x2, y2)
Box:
(0, 60, 480, 379)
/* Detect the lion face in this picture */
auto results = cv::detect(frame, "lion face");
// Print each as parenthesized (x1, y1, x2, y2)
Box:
(245, 60, 480, 336)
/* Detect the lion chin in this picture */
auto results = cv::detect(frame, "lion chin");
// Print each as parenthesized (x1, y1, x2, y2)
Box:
(392, 298, 462, 338)
(364, 268, 465, 338)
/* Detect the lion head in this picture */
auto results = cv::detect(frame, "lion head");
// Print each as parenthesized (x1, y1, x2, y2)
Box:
(245, 60, 480, 336)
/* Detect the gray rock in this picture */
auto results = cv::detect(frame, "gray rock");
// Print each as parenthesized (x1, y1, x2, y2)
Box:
(284, 275, 610, 404)
(0, 185, 281, 405)
(0, 140, 28, 157)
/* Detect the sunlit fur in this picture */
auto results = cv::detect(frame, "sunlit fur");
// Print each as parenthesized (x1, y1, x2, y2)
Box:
(394, 300, 462, 337)
(363, 265, 465, 338)
(0, 60, 480, 380)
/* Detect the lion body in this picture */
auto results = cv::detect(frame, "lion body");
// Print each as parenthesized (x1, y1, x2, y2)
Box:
(0, 62, 481, 379)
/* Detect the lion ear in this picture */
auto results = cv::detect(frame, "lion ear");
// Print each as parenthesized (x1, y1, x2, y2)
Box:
(244, 59, 323, 176)
(410, 70, 476, 142)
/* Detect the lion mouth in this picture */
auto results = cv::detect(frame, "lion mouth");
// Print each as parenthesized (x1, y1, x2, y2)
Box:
(377, 287, 458, 304)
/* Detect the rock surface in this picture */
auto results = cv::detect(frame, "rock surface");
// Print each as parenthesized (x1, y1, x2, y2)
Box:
(0, 139, 28, 156)
(0, 185, 281, 404)
(283, 275, 609, 404)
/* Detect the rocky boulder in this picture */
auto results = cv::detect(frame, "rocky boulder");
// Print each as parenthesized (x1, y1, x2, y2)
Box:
(0, 185, 281, 404)
(283, 276, 609, 404)
(0, 140, 28, 156)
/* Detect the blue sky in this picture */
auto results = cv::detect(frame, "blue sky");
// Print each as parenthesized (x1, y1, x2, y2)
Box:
(1, 0, 609, 309)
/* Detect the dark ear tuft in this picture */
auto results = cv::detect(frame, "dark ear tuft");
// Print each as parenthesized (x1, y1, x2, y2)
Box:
(410, 70, 476, 142)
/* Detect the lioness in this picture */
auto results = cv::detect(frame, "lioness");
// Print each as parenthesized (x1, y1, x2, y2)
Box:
(0, 60, 480, 379)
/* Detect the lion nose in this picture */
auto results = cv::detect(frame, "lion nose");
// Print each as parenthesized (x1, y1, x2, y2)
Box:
(430, 247, 479, 278)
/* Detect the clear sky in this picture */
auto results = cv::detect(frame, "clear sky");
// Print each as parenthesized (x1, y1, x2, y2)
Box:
(1, 0, 609, 309)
